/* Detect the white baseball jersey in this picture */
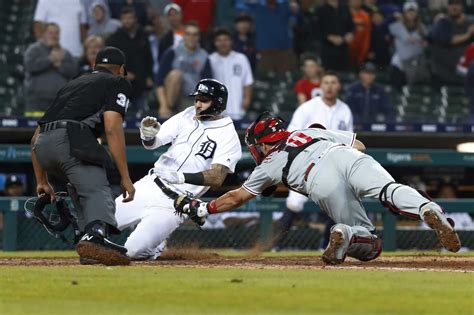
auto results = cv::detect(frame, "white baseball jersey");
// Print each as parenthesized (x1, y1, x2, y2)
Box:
(288, 97, 354, 132)
(34, 0, 87, 58)
(209, 51, 253, 120)
(155, 106, 242, 198)
(115, 107, 241, 259)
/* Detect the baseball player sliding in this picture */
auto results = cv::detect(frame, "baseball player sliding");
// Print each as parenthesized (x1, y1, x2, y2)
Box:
(173, 112, 461, 264)
(115, 79, 242, 260)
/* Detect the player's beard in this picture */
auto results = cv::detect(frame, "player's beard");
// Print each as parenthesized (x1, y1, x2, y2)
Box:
(194, 109, 215, 121)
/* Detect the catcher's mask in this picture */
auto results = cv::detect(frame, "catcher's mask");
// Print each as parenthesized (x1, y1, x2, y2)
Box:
(25, 193, 80, 245)
(245, 112, 290, 165)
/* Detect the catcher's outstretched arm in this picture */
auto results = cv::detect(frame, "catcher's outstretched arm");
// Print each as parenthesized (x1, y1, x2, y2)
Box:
(210, 187, 256, 213)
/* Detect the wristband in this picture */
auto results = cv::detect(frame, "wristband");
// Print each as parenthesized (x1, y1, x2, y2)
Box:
(183, 172, 205, 185)
(207, 200, 217, 214)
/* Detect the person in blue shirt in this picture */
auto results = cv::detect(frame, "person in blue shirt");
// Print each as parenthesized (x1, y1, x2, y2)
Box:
(344, 62, 394, 123)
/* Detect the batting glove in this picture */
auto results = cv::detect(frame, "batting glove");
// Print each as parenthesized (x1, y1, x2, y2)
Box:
(153, 167, 185, 184)
(140, 116, 161, 141)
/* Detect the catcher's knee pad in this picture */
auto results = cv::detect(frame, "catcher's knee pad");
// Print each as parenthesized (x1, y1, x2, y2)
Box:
(347, 233, 382, 262)
(378, 182, 421, 220)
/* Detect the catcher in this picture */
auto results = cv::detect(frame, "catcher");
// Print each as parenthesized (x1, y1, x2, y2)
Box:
(173, 112, 461, 264)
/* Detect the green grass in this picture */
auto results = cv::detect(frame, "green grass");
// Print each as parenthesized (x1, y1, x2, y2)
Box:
(0, 267, 472, 315)
(0, 251, 473, 315)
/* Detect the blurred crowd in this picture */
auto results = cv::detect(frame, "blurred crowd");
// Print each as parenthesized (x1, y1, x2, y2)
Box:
(22, 0, 474, 122)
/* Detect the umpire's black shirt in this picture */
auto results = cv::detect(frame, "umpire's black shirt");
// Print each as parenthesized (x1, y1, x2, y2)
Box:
(39, 67, 132, 135)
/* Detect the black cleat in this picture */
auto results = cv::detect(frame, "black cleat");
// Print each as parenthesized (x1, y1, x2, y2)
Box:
(76, 233, 130, 266)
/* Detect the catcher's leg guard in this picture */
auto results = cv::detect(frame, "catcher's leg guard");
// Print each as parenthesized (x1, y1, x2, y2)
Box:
(322, 224, 382, 264)
(378, 182, 442, 220)
(346, 226, 382, 262)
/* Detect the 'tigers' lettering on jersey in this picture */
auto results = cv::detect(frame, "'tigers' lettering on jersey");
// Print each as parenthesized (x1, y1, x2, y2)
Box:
(195, 136, 217, 160)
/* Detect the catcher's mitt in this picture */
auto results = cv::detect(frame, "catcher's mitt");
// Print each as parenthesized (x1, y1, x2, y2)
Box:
(174, 195, 206, 226)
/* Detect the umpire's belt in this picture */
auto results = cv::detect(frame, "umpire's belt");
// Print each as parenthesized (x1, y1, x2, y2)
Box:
(39, 120, 87, 133)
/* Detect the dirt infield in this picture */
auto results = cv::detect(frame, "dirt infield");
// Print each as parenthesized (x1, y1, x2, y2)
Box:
(0, 249, 473, 272)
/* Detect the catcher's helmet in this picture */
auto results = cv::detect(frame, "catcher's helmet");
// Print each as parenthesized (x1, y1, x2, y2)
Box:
(25, 193, 80, 245)
(245, 112, 290, 164)
(190, 78, 228, 117)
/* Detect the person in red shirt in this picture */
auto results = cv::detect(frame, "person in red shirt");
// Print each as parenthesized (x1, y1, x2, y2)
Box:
(457, 42, 474, 75)
(173, 0, 215, 33)
(294, 54, 323, 105)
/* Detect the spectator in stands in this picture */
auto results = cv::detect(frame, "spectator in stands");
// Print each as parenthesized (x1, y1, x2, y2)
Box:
(108, 0, 150, 26)
(87, 1, 121, 38)
(77, 35, 105, 76)
(106, 7, 154, 115)
(156, 21, 212, 118)
(174, 0, 215, 50)
(317, 0, 355, 71)
(158, 3, 184, 62)
(174, 0, 215, 34)
(233, 14, 257, 72)
(214, 0, 237, 30)
(1, 175, 25, 197)
(457, 42, 474, 75)
(82, 0, 109, 24)
(389, 2, 428, 89)
(294, 53, 323, 105)
(367, 10, 392, 67)
(24, 23, 77, 117)
(345, 62, 394, 123)
(349, 0, 372, 66)
(236, 0, 299, 74)
(292, 0, 322, 58)
(148, 14, 165, 84)
(34, 0, 88, 58)
(209, 28, 254, 120)
(430, 0, 474, 86)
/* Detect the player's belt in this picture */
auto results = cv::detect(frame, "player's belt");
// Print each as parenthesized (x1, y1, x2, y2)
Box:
(39, 120, 87, 133)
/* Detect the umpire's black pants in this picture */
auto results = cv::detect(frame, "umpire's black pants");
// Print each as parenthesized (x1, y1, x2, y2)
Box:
(34, 128, 117, 231)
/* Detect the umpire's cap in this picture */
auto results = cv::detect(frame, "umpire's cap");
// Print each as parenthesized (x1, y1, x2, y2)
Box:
(95, 46, 127, 74)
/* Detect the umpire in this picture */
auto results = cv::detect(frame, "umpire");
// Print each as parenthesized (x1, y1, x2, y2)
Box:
(31, 47, 135, 266)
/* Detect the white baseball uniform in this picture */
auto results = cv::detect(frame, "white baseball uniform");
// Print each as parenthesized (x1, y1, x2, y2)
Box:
(286, 96, 354, 212)
(115, 107, 242, 259)
(209, 51, 253, 120)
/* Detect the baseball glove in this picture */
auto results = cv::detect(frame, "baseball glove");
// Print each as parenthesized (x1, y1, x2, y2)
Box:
(174, 195, 206, 226)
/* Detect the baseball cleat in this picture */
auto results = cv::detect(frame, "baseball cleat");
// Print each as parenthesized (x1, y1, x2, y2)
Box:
(76, 233, 131, 266)
(421, 209, 461, 252)
(322, 229, 346, 265)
